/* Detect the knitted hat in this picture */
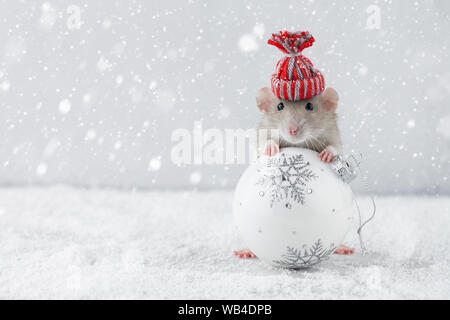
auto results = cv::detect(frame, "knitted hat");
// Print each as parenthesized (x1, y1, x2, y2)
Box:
(268, 31, 325, 101)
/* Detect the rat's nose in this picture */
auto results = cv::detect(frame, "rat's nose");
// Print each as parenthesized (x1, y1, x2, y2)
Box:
(288, 125, 298, 136)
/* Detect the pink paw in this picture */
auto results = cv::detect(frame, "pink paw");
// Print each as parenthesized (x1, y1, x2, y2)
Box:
(319, 146, 336, 163)
(234, 249, 256, 259)
(264, 140, 280, 157)
(334, 245, 355, 255)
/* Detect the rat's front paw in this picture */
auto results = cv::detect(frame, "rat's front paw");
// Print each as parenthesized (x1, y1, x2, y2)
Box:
(264, 140, 280, 157)
(319, 146, 337, 163)
(234, 249, 256, 259)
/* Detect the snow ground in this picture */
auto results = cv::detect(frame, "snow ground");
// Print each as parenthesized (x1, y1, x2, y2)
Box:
(0, 186, 449, 299)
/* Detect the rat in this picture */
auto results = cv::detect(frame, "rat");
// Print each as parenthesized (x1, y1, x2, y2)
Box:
(256, 86, 341, 161)
(234, 86, 355, 258)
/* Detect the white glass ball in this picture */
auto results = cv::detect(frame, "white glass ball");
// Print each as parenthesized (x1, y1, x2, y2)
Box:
(233, 148, 354, 268)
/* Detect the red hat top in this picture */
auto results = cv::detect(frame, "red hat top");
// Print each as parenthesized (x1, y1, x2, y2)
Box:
(268, 31, 325, 101)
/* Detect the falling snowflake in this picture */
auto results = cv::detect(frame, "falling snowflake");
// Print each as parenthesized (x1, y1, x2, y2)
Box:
(273, 239, 336, 268)
(256, 153, 317, 207)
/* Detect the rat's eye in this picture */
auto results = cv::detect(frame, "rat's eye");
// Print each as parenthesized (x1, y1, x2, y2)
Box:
(277, 102, 284, 111)
(305, 102, 314, 111)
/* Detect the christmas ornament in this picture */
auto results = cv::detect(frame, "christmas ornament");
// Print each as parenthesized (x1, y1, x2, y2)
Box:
(233, 147, 355, 268)
(268, 30, 325, 101)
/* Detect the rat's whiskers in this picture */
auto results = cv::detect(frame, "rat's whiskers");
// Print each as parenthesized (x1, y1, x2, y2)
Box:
(309, 134, 327, 151)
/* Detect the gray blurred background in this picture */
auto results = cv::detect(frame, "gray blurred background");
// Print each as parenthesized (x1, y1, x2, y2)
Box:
(0, 0, 449, 194)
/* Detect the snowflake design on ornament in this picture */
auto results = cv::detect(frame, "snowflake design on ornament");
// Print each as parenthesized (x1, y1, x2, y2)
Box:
(256, 153, 317, 207)
(273, 239, 336, 268)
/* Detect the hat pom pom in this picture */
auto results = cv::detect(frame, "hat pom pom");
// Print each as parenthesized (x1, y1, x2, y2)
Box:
(268, 31, 315, 55)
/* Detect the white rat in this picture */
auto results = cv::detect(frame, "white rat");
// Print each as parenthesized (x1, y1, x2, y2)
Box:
(256, 86, 341, 161)
(234, 87, 354, 258)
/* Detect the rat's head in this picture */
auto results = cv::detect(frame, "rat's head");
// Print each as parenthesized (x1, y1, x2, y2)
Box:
(256, 87, 339, 144)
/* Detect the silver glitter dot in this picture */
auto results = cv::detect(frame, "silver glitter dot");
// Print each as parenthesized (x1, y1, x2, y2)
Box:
(307, 189, 313, 194)
(332, 208, 336, 213)
(285, 203, 292, 209)
(259, 191, 264, 197)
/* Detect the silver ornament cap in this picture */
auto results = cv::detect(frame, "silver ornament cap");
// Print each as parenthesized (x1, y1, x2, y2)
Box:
(331, 152, 362, 183)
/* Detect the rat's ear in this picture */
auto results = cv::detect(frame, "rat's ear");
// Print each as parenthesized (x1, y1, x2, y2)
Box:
(321, 88, 339, 111)
(256, 87, 277, 113)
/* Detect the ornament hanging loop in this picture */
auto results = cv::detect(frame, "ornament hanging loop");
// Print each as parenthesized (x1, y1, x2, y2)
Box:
(331, 151, 375, 254)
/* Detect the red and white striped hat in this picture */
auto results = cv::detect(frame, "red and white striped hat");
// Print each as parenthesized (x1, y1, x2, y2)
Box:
(268, 31, 325, 101)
